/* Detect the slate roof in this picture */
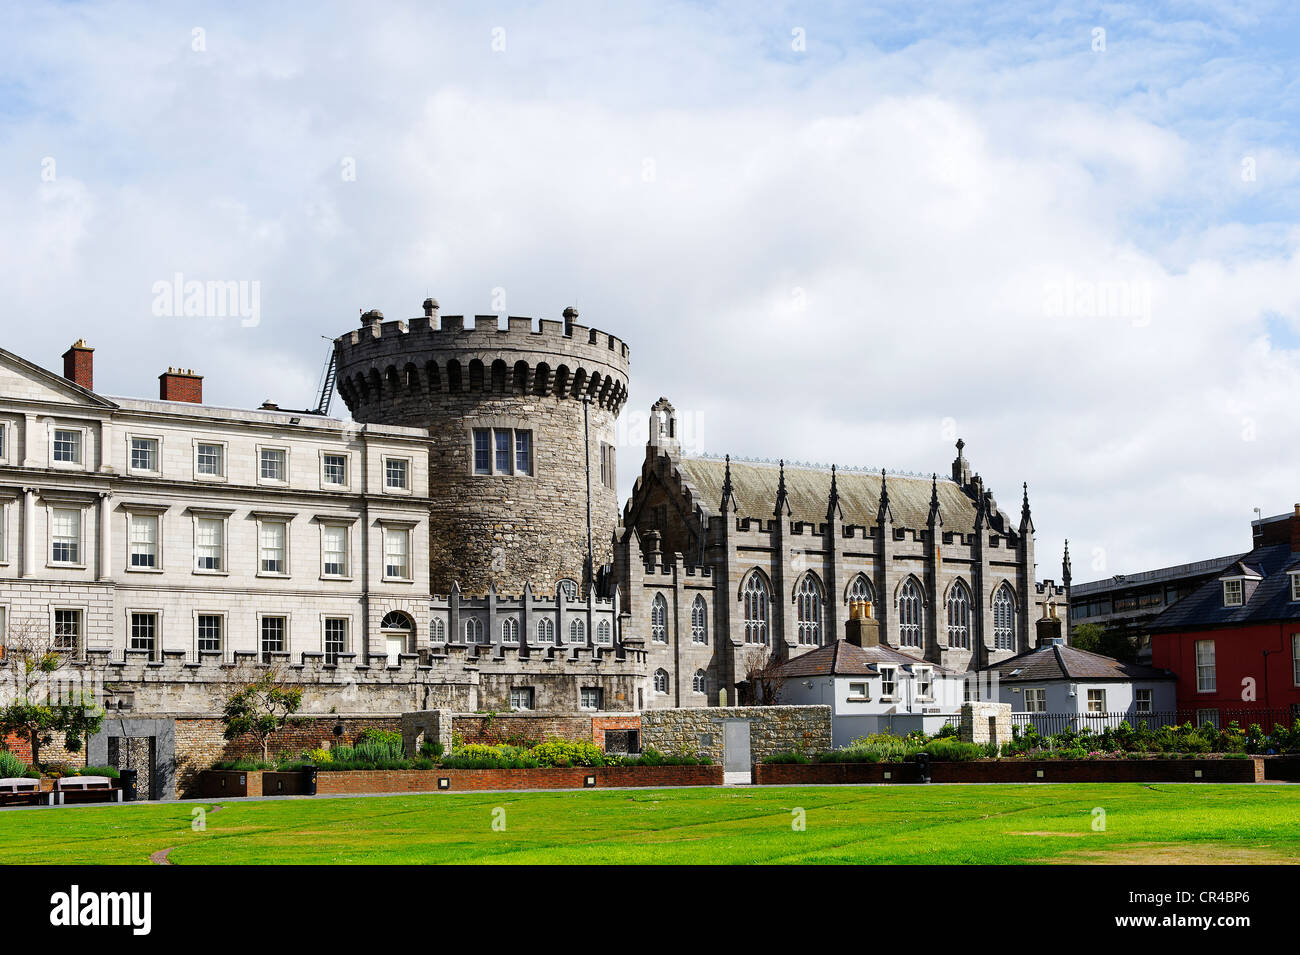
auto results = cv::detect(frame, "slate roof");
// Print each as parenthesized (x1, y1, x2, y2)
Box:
(1148, 541, 1300, 632)
(678, 457, 993, 533)
(1069, 553, 1247, 598)
(774, 640, 952, 678)
(985, 643, 1174, 683)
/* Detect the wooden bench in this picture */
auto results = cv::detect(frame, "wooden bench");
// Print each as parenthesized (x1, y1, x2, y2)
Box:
(0, 776, 53, 807)
(55, 775, 122, 805)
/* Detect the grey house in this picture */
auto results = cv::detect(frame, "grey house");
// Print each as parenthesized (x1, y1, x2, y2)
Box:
(982, 641, 1176, 724)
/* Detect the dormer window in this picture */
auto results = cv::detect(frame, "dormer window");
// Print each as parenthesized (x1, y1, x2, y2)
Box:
(1223, 579, 1244, 607)
(1291, 573, 1300, 602)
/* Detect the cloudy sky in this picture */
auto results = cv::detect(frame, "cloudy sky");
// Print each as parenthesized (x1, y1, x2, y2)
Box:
(2, 1, 1298, 583)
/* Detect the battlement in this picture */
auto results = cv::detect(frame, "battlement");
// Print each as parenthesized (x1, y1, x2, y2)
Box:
(334, 302, 630, 416)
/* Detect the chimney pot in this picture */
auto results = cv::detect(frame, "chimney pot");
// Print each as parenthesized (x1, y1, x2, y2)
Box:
(62, 340, 94, 391)
(159, 368, 203, 404)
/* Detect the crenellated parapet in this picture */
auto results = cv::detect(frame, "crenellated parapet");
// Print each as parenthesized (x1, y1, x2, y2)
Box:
(334, 303, 630, 419)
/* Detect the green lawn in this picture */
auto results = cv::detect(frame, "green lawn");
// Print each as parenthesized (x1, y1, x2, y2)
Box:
(1, 784, 1298, 865)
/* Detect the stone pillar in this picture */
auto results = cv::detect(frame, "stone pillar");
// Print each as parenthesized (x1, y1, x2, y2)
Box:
(959, 701, 1012, 745)
(20, 487, 35, 578)
(97, 491, 112, 581)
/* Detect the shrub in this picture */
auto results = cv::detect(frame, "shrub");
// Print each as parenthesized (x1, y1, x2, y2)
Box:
(763, 752, 811, 764)
(0, 750, 31, 778)
(356, 728, 402, 747)
(77, 765, 120, 779)
(530, 739, 607, 768)
(306, 747, 333, 764)
(418, 740, 444, 761)
(916, 738, 986, 762)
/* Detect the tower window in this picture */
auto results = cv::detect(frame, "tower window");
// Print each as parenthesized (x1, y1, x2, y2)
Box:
(470, 427, 533, 476)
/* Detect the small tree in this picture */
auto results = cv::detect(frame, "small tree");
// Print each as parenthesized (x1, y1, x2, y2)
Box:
(0, 616, 104, 770)
(220, 668, 304, 762)
(741, 647, 787, 705)
(1071, 622, 1138, 663)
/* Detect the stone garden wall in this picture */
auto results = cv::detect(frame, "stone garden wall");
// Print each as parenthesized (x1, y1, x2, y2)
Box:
(641, 705, 831, 764)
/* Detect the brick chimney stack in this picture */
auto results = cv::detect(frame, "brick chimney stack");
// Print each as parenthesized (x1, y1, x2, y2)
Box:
(1293, 503, 1300, 554)
(159, 368, 203, 403)
(62, 340, 94, 391)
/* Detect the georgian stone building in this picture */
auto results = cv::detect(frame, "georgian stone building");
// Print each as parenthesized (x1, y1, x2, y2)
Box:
(0, 330, 643, 716)
(616, 399, 1070, 708)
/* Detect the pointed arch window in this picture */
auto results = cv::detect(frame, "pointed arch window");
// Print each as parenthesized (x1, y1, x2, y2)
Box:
(536, 617, 556, 644)
(993, 583, 1016, 650)
(651, 593, 668, 643)
(795, 574, 824, 646)
(653, 668, 669, 694)
(596, 620, 612, 645)
(947, 579, 972, 649)
(898, 578, 923, 648)
(847, 573, 874, 606)
(501, 617, 519, 644)
(743, 572, 770, 645)
(569, 618, 586, 645)
(463, 617, 484, 645)
(692, 669, 707, 694)
(691, 595, 708, 644)
(430, 617, 446, 644)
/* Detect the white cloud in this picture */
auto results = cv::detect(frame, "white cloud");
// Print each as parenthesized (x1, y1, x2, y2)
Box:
(1, 1, 1298, 581)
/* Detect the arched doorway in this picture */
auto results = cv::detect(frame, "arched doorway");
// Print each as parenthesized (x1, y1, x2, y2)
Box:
(379, 611, 415, 666)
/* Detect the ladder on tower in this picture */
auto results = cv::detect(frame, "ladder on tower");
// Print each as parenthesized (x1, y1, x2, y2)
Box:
(314, 348, 337, 416)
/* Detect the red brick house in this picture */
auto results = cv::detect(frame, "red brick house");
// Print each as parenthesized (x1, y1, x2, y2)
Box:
(1148, 507, 1300, 729)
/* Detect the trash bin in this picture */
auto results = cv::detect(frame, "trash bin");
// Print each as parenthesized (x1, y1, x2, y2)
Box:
(118, 768, 138, 802)
(302, 765, 318, 796)
(915, 752, 931, 784)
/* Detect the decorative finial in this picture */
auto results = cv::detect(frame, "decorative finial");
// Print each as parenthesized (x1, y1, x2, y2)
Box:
(877, 468, 894, 525)
(826, 464, 842, 522)
(721, 454, 737, 513)
(774, 459, 791, 517)
(956, 438, 965, 453)
(1062, 539, 1072, 587)
(1020, 481, 1034, 533)
(927, 472, 942, 526)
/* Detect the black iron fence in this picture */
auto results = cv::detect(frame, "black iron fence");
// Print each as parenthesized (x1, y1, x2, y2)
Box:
(1012, 708, 1299, 736)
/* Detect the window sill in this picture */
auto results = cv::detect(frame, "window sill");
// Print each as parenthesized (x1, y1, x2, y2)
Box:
(47, 562, 87, 571)
(382, 577, 414, 584)
(320, 574, 354, 583)
(193, 570, 229, 577)
(126, 567, 164, 574)
(257, 572, 291, 579)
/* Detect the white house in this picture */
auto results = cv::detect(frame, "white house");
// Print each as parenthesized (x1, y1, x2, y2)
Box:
(773, 639, 965, 746)
(983, 641, 1177, 727)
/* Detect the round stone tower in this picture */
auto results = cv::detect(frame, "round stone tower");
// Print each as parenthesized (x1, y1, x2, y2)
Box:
(334, 299, 630, 596)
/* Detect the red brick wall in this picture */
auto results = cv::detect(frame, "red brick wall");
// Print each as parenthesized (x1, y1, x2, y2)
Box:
(313, 764, 721, 794)
(592, 715, 641, 746)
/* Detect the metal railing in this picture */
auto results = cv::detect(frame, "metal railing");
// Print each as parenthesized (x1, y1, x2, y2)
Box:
(1012, 708, 1298, 735)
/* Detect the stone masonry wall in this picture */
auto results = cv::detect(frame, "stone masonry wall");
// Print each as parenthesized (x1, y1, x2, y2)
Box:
(641, 705, 831, 764)
(333, 313, 629, 596)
